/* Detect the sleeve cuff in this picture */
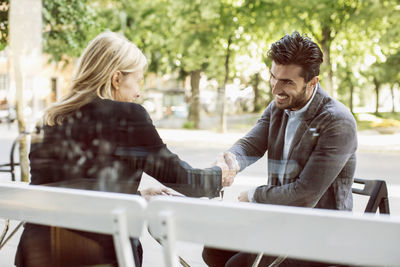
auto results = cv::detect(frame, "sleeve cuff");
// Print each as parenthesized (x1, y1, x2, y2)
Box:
(248, 187, 257, 203)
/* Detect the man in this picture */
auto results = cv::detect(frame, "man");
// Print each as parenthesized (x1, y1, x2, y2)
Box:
(203, 32, 357, 266)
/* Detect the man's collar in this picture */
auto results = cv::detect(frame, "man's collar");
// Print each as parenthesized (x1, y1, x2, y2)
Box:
(285, 83, 318, 118)
(302, 83, 329, 121)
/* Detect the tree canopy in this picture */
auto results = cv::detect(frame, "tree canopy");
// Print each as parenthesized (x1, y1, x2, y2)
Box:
(1, 0, 399, 119)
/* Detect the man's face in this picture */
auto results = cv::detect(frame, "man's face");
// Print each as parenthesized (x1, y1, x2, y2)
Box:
(269, 61, 316, 110)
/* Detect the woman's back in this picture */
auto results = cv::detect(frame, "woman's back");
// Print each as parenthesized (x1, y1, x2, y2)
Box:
(30, 97, 221, 196)
(30, 98, 161, 186)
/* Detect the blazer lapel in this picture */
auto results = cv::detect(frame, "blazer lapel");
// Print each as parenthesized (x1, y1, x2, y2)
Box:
(270, 110, 288, 161)
(286, 84, 325, 161)
(268, 108, 288, 185)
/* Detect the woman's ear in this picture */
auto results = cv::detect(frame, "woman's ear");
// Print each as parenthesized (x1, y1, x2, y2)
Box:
(111, 71, 122, 90)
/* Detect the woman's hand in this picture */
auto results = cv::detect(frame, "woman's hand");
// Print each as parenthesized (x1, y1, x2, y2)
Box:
(140, 187, 174, 201)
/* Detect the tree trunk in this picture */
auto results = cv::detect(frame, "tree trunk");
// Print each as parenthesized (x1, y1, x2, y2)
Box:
(10, 0, 42, 182)
(14, 61, 30, 181)
(189, 70, 201, 129)
(252, 72, 261, 113)
(320, 27, 334, 97)
(217, 35, 232, 133)
(390, 84, 396, 113)
(373, 77, 380, 115)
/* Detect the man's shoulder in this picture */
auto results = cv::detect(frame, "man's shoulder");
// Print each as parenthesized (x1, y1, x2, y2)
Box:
(321, 94, 354, 122)
(310, 87, 354, 121)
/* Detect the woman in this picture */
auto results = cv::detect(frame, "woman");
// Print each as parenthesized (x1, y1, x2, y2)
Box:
(15, 32, 225, 267)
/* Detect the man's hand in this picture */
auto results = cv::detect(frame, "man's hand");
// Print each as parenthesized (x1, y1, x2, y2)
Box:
(238, 190, 249, 202)
(214, 151, 240, 187)
(140, 187, 174, 201)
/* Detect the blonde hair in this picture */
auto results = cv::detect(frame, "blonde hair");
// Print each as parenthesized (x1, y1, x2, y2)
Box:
(44, 32, 147, 126)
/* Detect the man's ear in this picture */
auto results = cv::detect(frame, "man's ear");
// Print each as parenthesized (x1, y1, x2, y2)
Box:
(111, 71, 122, 90)
(309, 76, 319, 89)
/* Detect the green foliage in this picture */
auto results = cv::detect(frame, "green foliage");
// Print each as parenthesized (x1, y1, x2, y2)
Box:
(1, 0, 399, 114)
(374, 51, 400, 85)
(0, 0, 100, 60)
(0, 0, 9, 51)
(42, 0, 97, 62)
(356, 119, 375, 131)
(374, 112, 400, 121)
(356, 112, 400, 132)
(167, 0, 222, 74)
(182, 120, 195, 129)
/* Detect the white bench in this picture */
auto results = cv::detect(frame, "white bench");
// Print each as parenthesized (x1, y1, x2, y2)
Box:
(0, 182, 147, 267)
(147, 196, 400, 267)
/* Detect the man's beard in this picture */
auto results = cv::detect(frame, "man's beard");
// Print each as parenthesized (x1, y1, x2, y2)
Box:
(287, 84, 309, 110)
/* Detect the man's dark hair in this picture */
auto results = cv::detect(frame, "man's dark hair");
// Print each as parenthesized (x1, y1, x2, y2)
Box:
(268, 32, 323, 82)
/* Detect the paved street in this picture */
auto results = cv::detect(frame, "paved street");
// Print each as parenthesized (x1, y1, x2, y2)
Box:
(0, 122, 400, 266)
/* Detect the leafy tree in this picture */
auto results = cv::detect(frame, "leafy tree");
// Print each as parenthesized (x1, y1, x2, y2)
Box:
(3, 0, 399, 128)
(119, 0, 222, 129)
(235, 0, 282, 112)
(120, 1, 268, 131)
(356, 0, 400, 114)
(282, 0, 362, 97)
(385, 52, 400, 113)
(0, 0, 9, 51)
(376, 0, 400, 113)
(1, 0, 98, 60)
(368, 52, 400, 114)
(42, 0, 97, 63)
(200, 0, 278, 130)
(334, 29, 367, 114)
(211, 0, 241, 132)
(163, 0, 219, 129)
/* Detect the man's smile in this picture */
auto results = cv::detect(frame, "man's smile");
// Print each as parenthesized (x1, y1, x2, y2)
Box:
(276, 94, 289, 100)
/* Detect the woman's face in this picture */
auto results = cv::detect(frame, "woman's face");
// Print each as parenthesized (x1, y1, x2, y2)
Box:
(112, 71, 144, 102)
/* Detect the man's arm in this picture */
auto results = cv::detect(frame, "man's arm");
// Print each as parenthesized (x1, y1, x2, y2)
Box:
(251, 117, 357, 207)
(213, 105, 272, 186)
(228, 105, 272, 171)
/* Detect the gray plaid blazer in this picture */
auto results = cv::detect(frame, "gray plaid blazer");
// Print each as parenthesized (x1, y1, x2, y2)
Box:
(230, 84, 357, 210)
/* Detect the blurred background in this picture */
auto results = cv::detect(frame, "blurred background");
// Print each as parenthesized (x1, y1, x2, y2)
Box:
(0, 0, 399, 133)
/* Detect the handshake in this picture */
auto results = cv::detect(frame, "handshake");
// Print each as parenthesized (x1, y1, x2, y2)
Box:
(214, 152, 250, 202)
(214, 151, 240, 187)
(141, 151, 241, 201)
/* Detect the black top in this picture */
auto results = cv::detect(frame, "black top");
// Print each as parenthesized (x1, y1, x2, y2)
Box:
(15, 98, 222, 266)
(29, 97, 222, 197)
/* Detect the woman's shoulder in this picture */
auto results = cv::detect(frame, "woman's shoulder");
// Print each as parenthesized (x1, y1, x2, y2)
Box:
(84, 98, 151, 123)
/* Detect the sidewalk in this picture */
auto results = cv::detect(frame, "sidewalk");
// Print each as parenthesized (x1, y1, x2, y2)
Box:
(357, 130, 400, 153)
(156, 128, 400, 153)
(2, 122, 400, 153)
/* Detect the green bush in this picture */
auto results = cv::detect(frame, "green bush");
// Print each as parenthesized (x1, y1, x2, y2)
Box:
(183, 121, 195, 129)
